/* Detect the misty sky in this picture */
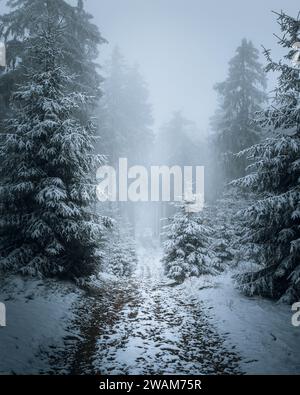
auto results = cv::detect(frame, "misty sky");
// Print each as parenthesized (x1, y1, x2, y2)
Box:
(1, 0, 300, 133)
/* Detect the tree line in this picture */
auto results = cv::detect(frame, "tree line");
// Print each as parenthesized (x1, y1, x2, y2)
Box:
(0, 1, 299, 304)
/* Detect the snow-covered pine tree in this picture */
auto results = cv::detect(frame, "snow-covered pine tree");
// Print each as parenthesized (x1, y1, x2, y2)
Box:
(162, 203, 219, 283)
(212, 39, 267, 182)
(0, 12, 109, 279)
(205, 201, 235, 267)
(0, 0, 106, 125)
(206, 189, 260, 270)
(105, 220, 137, 277)
(233, 12, 300, 303)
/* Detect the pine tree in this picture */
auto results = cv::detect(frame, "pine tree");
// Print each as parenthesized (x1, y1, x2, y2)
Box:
(156, 111, 201, 167)
(205, 202, 235, 266)
(97, 47, 153, 165)
(0, 13, 109, 279)
(105, 220, 137, 277)
(154, 111, 206, 223)
(212, 39, 267, 182)
(207, 190, 259, 269)
(97, 47, 128, 163)
(96, 47, 153, 229)
(162, 203, 219, 283)
(233, 12, 300, 303)
(124, 63, 154, 163)
(0, 0, 106, 125)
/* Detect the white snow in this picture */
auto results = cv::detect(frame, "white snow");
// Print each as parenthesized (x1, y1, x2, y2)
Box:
(93, 247, 241, 375)
(182, 271, 300, 374)
(0, 275, 81, 374)
(1, 249, 299, 375)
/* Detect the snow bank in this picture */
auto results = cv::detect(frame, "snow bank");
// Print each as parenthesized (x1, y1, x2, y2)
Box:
(182, 272, 300, 374)
(0, 275, 81, 374)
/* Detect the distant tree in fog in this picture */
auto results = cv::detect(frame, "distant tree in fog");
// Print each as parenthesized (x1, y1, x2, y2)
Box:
(155, 111, 202, 166)
(97, 47, 153, 165)
(212, 39, 267, 182)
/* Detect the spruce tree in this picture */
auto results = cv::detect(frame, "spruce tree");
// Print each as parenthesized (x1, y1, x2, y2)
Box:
(162, 203, 219, 283)
(212, 39, 267, 182)
(96, 47, 153, 228)
(156, 111, 201, 167)
(154, 112, 206, 221)
(207, 190, 259, 269)
(0, 0, 105, 125)
(0, 13, 109, 278)
(234, 12, 300, 303)
(97, 47, 128, 164)
(105, 220, 137, 277)
(205, 202, 235, 266)
(97, 47, 153, 165)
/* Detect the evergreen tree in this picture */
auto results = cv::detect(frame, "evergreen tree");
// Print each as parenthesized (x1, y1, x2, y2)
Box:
(212, 39, 267, 182)
(0, 0, 106, 125)
(0, 13, 109, 279)
(105, 220, 137, 277)
(124, 63, 154, 162)
(234, 12, 300, 303)
(97, 47, 153, 165)
(207, 189, 259, 269)
(205, 202, 235, 266)
(155, 111, 201, 167)
(97, 47, 127, 164)
(162, 203, 219, 283)
(154, 111, 207, 223)
(97, 47, 153, 230)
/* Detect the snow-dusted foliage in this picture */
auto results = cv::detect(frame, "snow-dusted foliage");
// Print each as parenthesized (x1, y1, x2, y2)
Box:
(233, 12, 300, 304)
(105, 221, 137, 277)
(205, 201, 235, 267)
(0, 16, 109, 278)
(0, 0, 106, 111)
(162, 204, 220, 283)
(206, 190, 261, 270)
(205, 206, 234, 271)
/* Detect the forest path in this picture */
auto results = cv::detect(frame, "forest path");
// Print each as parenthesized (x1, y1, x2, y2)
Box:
(50, 247, 241, 374)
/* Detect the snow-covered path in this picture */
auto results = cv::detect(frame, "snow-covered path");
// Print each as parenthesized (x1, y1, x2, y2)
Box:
(1, 247, 298, 374)
(51, 248, 241, 374)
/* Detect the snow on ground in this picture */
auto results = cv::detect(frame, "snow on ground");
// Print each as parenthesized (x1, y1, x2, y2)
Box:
(91, 247, 241, 375)
(0, 275, 82, 374)
(0, 247, 299, 375)
(182, 271, 300, 374)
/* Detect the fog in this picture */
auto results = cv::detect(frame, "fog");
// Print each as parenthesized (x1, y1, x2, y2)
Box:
(1, 0, 299, 131)
(83, 0, 299, 133)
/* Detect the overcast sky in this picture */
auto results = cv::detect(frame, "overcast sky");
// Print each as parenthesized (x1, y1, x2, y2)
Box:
(1, 0, 300, 133)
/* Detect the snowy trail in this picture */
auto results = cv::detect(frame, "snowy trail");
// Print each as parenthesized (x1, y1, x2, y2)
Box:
(1, 248, 298, 374)
(51, 248, 241, 374)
